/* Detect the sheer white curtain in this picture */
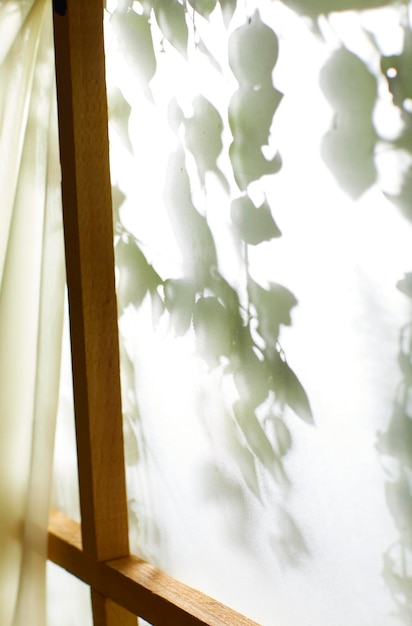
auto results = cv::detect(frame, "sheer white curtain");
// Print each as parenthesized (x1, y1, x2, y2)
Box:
(0, 1, 65, 625)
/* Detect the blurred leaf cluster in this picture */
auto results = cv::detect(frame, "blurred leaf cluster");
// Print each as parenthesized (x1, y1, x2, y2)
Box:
(106, 0, 412, 575)
(377, 301, 412, 623)
(107, 0, 313, 565)
(316, 6, 412, 205)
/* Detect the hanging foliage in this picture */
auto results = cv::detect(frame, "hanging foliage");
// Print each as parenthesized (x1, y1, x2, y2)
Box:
(106, 0, 412, 590)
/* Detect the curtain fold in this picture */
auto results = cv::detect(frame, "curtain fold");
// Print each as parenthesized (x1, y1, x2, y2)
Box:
(0, 1, 65, 625)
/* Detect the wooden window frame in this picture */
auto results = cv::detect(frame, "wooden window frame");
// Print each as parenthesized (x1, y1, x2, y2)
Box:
(49, 2, 258, 624)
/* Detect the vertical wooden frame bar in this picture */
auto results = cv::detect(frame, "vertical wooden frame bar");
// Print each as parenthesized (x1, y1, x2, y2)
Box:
(91, 591, 138, 626)
(49, 2, 260, 625)
(52, 0, 129, 566)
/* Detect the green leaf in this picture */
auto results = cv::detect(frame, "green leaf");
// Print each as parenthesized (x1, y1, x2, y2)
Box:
(377, 402, 412, 468)
(272, 416, 292, 457)
(320, 49, 378, 198)
(382, 551, 412, 602)
(193, 296, 232, 367)
(272, 357, 314, 425)
(229, 11, 279, 87)
(110, 9, 156, 101)
(398, 350, 412, 383)
(225, 422, 261, 497)
(321, 120, 377, 199)
(397, 273, 412, 299)
(187, 0, 217, 19)
(163, 148, 218, 288)
(164, 278, 195, 335)
(233, 344, 272, 409)
(248, 279, 298, 344)
(229, 85, 283, 145)
(230, 140, 282, 190)
(111, 185, 126, 226)
(184, 95, 226, 187)
(385, 472, 412, 540)
(219, 0, 236, 27)
(107, 86, 133, 153)
(385, 164, 412, 221)
(231, 195, 281, 245)
(228, 13, 282, 190)
(233, 401, 288, 485)
(115, 237, 162, 309)
(320, 49, 377, 116)
(153, 0, 188, 58)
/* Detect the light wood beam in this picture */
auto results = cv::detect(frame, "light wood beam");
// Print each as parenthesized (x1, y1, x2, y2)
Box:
(91, 591, 138, 626)
(52, 0, 129, 566)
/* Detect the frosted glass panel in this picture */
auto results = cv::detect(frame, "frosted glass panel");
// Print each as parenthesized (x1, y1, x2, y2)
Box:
(105, 1, 412, 624)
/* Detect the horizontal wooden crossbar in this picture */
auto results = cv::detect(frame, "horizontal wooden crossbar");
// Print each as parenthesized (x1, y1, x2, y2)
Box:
(48, 509, 260, 626)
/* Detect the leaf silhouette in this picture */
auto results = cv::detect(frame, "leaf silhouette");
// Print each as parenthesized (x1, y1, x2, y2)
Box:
(229, 85, 283, 146)
(233, 401, 288, 485)
(382, 551, 412, 603)
(320, 49, 378, 198)
(232, 340, 272, 409)
(272, 357, 314, 425)
(230, 140, 282, 190)
(377, 402, 412, 468)
(397, 273, 412, 299)
(231, 195, 281, 245)
(184, 95, 227, 189)
(272, 415, 292, 457)
(228, 11, 279, 88)
(193, 296, 233, 367)
(164, 278, 195, 335)
(107, 85, 133, 153)
(225, 418, 261, 496)
(187, 0, 217, 19)
(111, 185, 126, 226)
(228, 13, 282, 189)
(320, 49, 377, 116)
(385, 164, 412, 221)
(218, 0, 236, 27)
(153, 0, 188, 59)
(385, 472, 412, 541)
(248, 279, 298, 345)
(111, 8, 156, 101)
(116, 237, 162, 310)
(163, 147, 218, 288)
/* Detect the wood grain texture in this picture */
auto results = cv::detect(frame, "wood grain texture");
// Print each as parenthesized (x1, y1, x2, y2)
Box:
(91, 591, 138, 626)
(48, 510, 261, 626)
(106, 598, 139, 626)
(52, 2, 261, 625)
(52, 0, 129, 563)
